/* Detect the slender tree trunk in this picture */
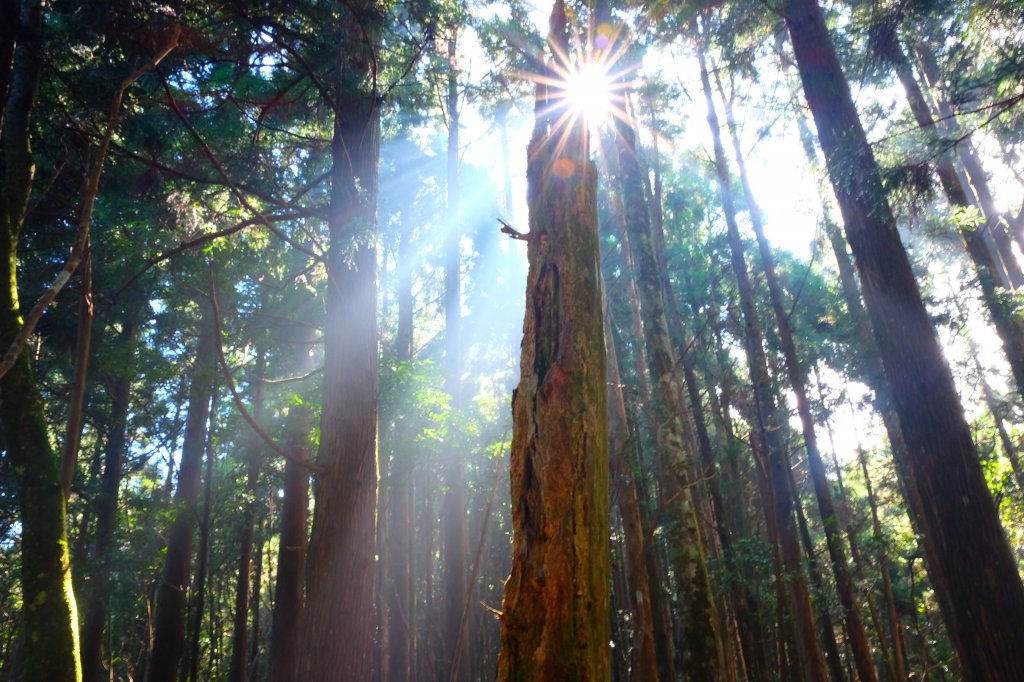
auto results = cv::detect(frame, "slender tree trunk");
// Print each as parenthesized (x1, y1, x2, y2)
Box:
(696, 21, 826, 682)
(496, 3, 609, 678)
(783, 2, 1024, 677)
(605, 310, 658, 682)
(60, 240, 93, 498)
(713, 57, 878, 682)
(80, 317, 138, 682)
(911, 37, 1024, 275)
(0, 2, 80, 678)
(229, 349, 265, 682)
(877, 25, 1024, 402)
(388, 217, 416, 682)
(441, 27, 471, 682)
(268, 406, 312, 682)
(184, 393, 217, 682)
(146, 301, 217, 682)
(299, 4, 382, 679)
(613, 71, 723, 682)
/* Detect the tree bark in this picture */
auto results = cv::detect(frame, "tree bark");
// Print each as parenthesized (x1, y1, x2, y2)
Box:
(714, 56, 878, 682)
(0, 2, 80, 678)
(146, 301, 217, 682)
(268, 406, 312, 682)
(696, 21, 826, 682)
(605, 309, 658, 682)
(613, 71, 722, 682)
(80, 317, 138, 682)
(783, 1, 1024, 677)
(298, 3, 382, 678)
(229, 348, 265, 682)
(496, 3, 609, 678)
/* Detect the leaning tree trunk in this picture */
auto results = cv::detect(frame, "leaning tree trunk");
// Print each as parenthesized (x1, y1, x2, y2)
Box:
(0, 2, 80, 679)
(298, 3, 382, 679)
(783, 1, 1024, 678)
(146, 302, 217, 682)
(878, 23, 1024, 403)
(496, 2, 609, 678)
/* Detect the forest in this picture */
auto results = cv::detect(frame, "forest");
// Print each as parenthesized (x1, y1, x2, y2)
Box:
(1, 0, 1023, 679)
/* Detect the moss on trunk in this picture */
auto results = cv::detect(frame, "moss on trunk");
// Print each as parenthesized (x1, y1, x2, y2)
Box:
(496, 3, 609, 679)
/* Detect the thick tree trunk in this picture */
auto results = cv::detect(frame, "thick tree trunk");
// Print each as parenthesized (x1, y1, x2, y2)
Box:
(783, 1, 1024, 677)
(496, 3, 609, 678)
(696, 24, 826, 682)
(146, 302, 216, 682)
(299, 4, 382, 679)
(0, 2, 80, 679)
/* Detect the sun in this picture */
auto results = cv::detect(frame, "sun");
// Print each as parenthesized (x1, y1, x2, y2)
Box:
(564, 60, 616, 121)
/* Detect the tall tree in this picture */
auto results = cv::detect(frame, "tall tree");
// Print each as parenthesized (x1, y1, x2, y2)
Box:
(0, 3, 80, 678)
(298, 1, 383, 678)
(496, 2, 609, 678)
(695, 17, 826, 682)
(146, 299, 217, 682)
(782, 1, 1024, 677)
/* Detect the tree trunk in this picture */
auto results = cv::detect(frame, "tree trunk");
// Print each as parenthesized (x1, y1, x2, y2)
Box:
(146, 301, 217, 682)
(183, 393, 217, 682)
(696, 21, 826, 682)
(0, 2, 80, 678)
(713, 54, 878, 682)
(60, 240, 93, 498)
(613, 69, 722, 682)
(605, 310, 658, 682)
(80, 317, 138, 682)
(880, 24, 1024, 402)
(783, 1, 1024, 677)
(268, 405, 312, 682)
(388, 215, 416, 682)
(496, 3, 609, 678)
(441, 27, 470, 682)
(229, 348, 265, 682)
(299, 3, 382, 678)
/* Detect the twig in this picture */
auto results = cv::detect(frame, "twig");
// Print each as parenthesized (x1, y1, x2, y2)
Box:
(208, 265, 324, 475)
(0, 27, 181, 381)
